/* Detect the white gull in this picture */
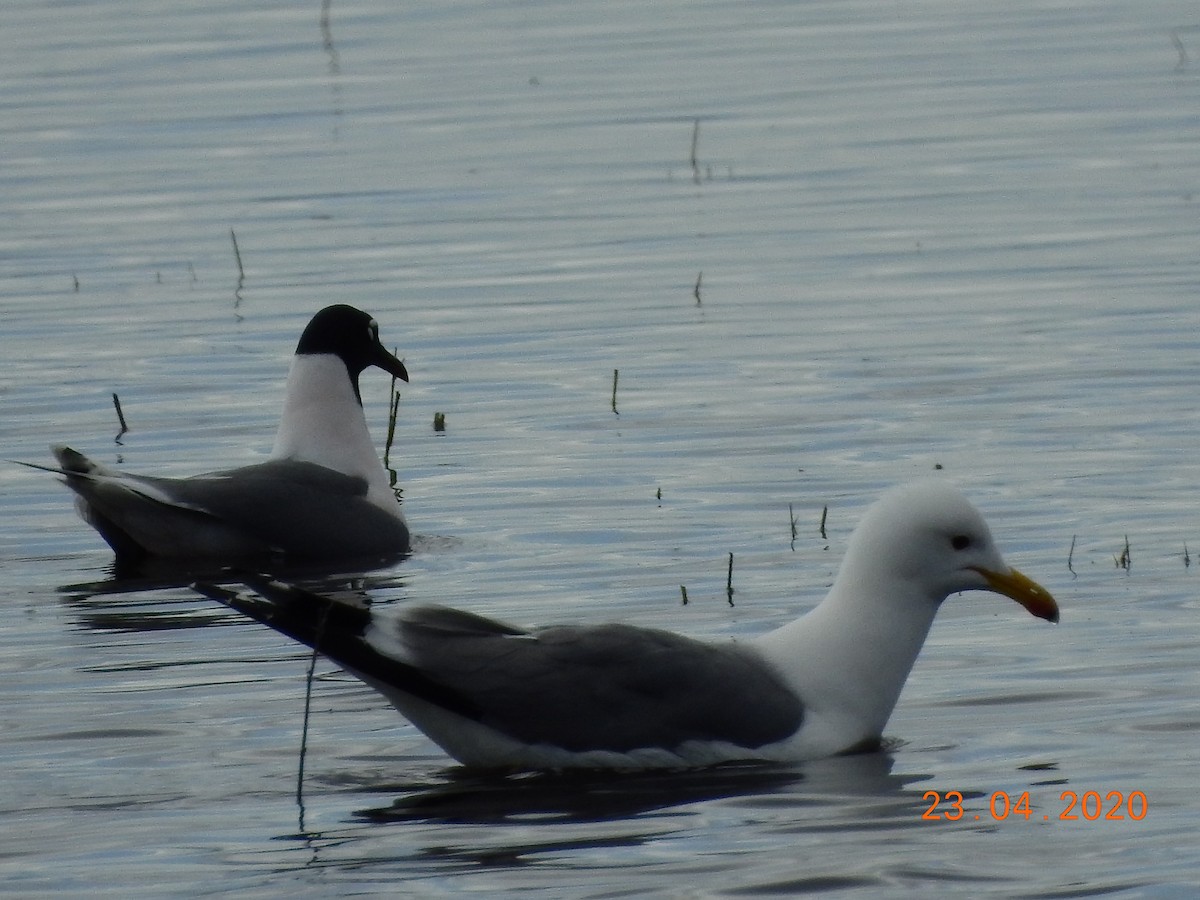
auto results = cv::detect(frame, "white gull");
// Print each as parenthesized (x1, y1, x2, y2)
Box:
(195, 480, 1058, 771)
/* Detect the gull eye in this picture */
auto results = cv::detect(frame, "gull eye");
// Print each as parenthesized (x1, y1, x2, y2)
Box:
(951, 535, 971, 551)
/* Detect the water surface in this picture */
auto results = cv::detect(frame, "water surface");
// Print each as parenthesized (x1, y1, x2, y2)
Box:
(3, 0, 1199, 895)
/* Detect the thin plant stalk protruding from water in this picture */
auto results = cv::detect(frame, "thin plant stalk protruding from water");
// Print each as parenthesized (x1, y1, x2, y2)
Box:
(789, 503, 798, 551)
(1170, 25, 1200, 71)
(230, 228, 245, 304)
(230, 228, 245, 280)
(680, 585, 688, 606)
(818, 505, 828, 541)
(693, 271, 703, 305)
(1067, 534, 1077, 578)
(611, 368, 619, 415)
(690, 118, 701, 184)
(726, 552, 734, 606)
(1115, 535, 1131, 572)
(383, 356, 402, 492)
(320, 0, 340, 75)
(111, 393, 129, 443)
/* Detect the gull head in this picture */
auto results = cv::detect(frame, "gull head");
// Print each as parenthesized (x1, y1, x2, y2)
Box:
(295, 304, 409, 396)
(844, 479, 1058, 623)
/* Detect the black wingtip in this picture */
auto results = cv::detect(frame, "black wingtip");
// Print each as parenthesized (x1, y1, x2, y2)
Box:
(192, 576, 372, 651)
(193, 577, 484, 723)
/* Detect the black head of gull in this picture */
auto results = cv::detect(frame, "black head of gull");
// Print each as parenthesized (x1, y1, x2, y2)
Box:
(193, 479, 1058, 772)
(46, 305, 411, 566)
(293, 303, 409, 404)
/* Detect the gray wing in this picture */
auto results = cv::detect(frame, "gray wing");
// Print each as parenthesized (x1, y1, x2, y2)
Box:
(63, 455, 408, 559)
(195, 580, 804, 754)
(157, 460, 407, 557)
(392, 609, 805, 753)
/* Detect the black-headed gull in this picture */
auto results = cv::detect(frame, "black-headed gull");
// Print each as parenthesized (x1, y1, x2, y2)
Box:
(195, 480, 1058, 771)
(49, 304, 410, 565)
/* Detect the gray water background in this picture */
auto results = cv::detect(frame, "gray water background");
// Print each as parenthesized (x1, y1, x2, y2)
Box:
(3, 1, 1200, 895)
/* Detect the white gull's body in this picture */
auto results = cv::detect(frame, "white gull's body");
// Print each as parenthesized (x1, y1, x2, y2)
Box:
(45, 305, 410, 566)
(196, 480, 1058, 771)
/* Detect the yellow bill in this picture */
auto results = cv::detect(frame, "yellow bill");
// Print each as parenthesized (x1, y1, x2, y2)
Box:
(973, 566, 1059, 623)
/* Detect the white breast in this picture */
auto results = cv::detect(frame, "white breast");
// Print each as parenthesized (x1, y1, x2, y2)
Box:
(271, 354, 397, 511)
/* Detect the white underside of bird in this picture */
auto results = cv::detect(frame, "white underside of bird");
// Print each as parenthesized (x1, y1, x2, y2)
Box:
(270, 354, 399, 513)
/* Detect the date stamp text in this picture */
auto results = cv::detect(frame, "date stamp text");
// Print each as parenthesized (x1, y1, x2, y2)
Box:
(922, 790, 1147, 822)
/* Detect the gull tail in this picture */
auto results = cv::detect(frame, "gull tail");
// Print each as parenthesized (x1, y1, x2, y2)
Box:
(192, 577, 479, 719)
(9, 446, 127, 483)
(192, 576, 373, 648)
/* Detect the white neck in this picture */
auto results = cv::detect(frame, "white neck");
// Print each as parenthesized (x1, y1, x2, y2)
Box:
(754, 563, 941, 745)
(271, 355, 394, 503)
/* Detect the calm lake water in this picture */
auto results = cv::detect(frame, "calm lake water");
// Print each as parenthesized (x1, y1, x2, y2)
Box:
(3, 0, 1200, 895)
